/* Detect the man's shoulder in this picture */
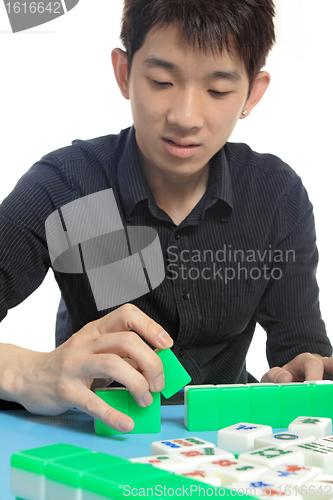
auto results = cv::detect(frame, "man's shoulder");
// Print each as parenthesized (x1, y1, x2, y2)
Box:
(41, 127, 129, 169)
(224, 141, 294, 175)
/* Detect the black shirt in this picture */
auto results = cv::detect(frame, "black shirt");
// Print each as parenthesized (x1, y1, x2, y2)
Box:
(0, 126, 331, 384)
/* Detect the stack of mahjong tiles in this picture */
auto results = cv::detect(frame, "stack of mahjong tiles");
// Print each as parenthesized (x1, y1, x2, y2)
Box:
(130, 417, 333, 500)
(10, 443, 229, 500)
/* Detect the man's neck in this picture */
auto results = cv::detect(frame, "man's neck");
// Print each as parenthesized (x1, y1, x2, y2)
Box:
(142, 162, 210, 226)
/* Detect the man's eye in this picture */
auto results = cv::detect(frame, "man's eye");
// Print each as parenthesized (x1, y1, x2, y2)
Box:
(209, 90, 229, 97)
(151, 79, 172, 87)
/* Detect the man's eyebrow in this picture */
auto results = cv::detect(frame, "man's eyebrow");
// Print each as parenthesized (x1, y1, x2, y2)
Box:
(144, 56, 242, 82)
(144, 56, 176, 71)
(209, 70, 242, 82)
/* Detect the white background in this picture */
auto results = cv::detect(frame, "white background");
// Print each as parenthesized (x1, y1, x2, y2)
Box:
(0, 0, 332, 381)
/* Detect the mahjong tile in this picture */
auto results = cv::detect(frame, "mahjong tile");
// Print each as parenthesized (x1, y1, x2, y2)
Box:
(318, 436, 333, 446)
(238, 446, 305, 469)
(217, 423, 272, 455)
(289, 417, 332, 439)
(170, 446, 234, 467)
(174, 467, 222, 486)
(229, 480, 301, 498)
(259, 464, 323, 487)
(129, 454, 189, 470)
(150, 437, 215, 455)
(289, 441, 333, 473)
(254, 432, 315, 450)
(299, 474, 333, 500)
(200, 458, 268, 485)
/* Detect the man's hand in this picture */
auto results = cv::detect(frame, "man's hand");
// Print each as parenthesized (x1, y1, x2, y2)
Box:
(5, 304, 173, 433)
(261, 353, 333, 383)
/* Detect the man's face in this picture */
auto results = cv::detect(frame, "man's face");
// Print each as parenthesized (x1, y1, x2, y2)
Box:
(126, 25, 251, 179)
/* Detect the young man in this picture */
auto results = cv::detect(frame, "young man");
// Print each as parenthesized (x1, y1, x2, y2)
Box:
(0, 0, 332, 433)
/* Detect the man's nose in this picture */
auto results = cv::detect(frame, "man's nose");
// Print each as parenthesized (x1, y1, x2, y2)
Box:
(166, 87, 204, 131)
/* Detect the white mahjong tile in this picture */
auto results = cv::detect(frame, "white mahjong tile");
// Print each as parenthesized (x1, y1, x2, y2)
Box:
(174, 467, 222, 486)
(150, 437, 215, 455)
(229, 480, 301, 498)
(170, 446, 234, 467)
(259, 464, 323, 487)
(200, 458, 268, 485)
(129, 454, 189, 470)
(254, 432, 316, 450)
(289, 417, 332, 439)
(217, 422, 273, 455)
(238, 446, 305, 469)
(289, 441, 333, 473)
(318, 436, 333, 447)
(297, 475, 333, 500)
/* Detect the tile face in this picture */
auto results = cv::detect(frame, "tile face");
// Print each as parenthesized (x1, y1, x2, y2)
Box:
(281, 384, 312, 427)
(238, 446, 305, 469)
(218, 385, 251, 428)
(260, 464, 323, 487)
(255, 432, 316, 450)
(185, 385, 220, 431)
(201, 459, 268, 485)
(290, 441, 333, 473)
(151, 437, 215, 456)
(249, 384, 282, 428)
(171, 446, 234, 467)
(289, 417, 332, 439)
(230, 481, 301, 498)
(155, 348, 191, 398)
(129, 454, 188, 471)
(174, 467, 222, 486)
(299, 474, 333, 500)
(218, 422, 273, 455)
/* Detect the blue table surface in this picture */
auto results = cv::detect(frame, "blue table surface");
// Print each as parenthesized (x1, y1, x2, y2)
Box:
(0, 405, 222, 499)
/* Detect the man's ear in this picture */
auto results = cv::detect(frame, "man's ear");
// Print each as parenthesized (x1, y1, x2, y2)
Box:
(111, 48, 130, 100)
(240, 71, 270, 119)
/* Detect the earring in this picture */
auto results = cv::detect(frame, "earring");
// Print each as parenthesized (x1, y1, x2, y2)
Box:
(242, 110, 248, 116)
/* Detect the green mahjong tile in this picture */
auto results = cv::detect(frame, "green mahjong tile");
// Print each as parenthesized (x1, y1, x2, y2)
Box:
(249, 384, 281, 427)
(45, 452, 129, 487)
(156, 348, 191, 398)
(281, 383, 312, 427)
(10, 443, 92, 475)
(219, 385, 251, 428)
(185, 385, 220, 431)
(128, 391, 161, 433)
(81, 463, 171, 499)
(94, 388, 129, 435)
(312, 383, 333, 419)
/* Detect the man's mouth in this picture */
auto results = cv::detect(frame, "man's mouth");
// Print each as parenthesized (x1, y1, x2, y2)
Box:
(162, 137, 201, 159)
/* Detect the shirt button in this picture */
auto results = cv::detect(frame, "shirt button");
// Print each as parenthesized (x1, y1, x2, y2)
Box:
(179, 348, 184, 358)
(175, 233, 181, 240)
(182, 290, 190, 300)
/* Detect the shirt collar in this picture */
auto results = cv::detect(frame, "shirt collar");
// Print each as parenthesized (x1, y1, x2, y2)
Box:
(117, 125, 233, 222)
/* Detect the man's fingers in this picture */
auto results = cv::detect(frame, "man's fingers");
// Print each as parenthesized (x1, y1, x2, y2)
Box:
(79, 353, 158, 407)
(87, 331, 165, 393)
(95, 304, 173, 350)
(284, 353, 325, 381)
(71, 386, 134, 433)
(261, 367, 293, 383)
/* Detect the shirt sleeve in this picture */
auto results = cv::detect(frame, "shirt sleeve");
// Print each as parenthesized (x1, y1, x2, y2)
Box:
(0, 153, 74, 323)
(254, 173, 332, 368)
